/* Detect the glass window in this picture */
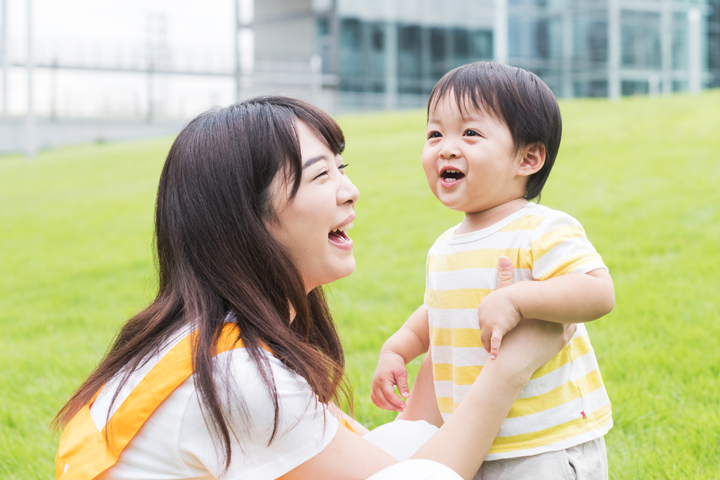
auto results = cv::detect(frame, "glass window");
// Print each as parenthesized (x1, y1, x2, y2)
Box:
(621, 80, 649, 96)
(341, 18, 362, 50)
(620, 10, 661, 69)
(430, 28, 447, 78)
(472, 30, 493, 59)
(371, 25, 384, 52)
(398, 25, 423, 92)
(317, 18, 330, 37)
(453, 28, 470, 67)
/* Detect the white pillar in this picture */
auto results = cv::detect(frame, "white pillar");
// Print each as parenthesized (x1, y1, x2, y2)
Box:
(1, 0, 8, 115)
(310, 54, 322, 105)
(234, 0, 241, 102)
(384, 19, 398, 110)
(494, 0, 508, 64)
(661, 0, 673, 95)
(562, 3, 573, 100)
(25, 0, 36, 158)
(608, 0, 620, 101)
(688, 7, 702, 94)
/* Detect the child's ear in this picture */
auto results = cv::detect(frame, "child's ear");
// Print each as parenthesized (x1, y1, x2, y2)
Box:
(517, 143, 546, 177)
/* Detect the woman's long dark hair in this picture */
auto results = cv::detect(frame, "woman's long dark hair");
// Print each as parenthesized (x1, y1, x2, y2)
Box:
(54, 96, 350, 468)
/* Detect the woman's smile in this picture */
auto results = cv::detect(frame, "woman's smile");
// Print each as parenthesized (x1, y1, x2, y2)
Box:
(328, 213, 355, 250)
(268, 120, 360, 292)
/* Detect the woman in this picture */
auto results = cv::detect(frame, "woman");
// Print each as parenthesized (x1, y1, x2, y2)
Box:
(54, 97, 575, 480)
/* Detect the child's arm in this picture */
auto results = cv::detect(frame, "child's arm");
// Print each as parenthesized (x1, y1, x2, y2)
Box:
(479, 259, 615, 360)
(371, 306, 430, 412)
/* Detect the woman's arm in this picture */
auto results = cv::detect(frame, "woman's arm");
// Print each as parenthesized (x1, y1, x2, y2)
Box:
(279, 320, 576, 480)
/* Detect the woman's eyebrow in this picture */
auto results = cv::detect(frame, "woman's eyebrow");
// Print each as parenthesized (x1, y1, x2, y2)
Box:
(302, 155, 327, 170)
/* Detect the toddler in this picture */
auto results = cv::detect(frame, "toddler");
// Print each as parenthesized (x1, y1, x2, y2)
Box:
(371, 62, 614, 479)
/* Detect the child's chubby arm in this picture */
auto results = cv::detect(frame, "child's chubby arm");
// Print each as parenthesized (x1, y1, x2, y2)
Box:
(371, 306, 430, 412)
(479, 256, 615, 360)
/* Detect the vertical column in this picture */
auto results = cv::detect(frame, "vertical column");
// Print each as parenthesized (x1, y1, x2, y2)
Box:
(310, 54, 322, 105)
(562, 1, 573, 100)
(494, 0, 508, 64)
(234, 0, 241, 102)
(384, 19, 398, 110)
(608, 0, 620, 100)
(25, 0, 35, 158)
(237, 0, 255, 102)
(661, 0, 672, 95)
(688, 7, 702, 93)
(1, 0, 8, 115)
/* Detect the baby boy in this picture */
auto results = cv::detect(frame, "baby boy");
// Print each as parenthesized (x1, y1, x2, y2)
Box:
(372, 62, 615, 479)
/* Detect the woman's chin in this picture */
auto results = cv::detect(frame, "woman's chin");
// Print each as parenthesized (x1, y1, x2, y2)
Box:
(315, 257, 356, 289)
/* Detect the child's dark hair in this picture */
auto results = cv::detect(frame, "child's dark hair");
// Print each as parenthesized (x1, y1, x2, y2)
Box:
(427, 62, 562, 201)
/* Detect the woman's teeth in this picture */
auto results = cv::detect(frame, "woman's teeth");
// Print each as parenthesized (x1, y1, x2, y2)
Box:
(331, 221, 353, 234)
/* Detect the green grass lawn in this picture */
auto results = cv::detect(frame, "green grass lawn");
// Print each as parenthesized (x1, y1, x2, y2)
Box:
(2, 91, 720, 479)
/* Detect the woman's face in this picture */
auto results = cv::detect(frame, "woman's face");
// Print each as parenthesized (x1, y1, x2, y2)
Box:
(268, 120, 359, 293)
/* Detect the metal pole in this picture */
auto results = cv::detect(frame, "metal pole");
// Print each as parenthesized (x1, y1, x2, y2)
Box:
(688, 7, 702, 94)
(2, 0, 8, 115)
(661, 0, 673, 95)
(384, 14, 398, 110)
(608, 0, 620, 101)
(25, 0, 36, 158)
(234, 0, 241, 102)
(494, 0, 508, 64)
(562, 2, 573, 100)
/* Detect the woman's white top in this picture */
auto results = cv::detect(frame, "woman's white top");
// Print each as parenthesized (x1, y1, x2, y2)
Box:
(90, 329, 339, 480)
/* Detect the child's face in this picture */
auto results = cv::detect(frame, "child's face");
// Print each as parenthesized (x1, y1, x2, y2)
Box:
(422, 96, 529, 214)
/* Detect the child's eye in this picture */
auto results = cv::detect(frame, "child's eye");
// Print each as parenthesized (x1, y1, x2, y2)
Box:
(428, 131, 442, 139)
(464, 130, 480, 137)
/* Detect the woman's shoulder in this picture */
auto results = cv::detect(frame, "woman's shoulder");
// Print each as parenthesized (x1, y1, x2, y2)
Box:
(95, 327, 339, 480)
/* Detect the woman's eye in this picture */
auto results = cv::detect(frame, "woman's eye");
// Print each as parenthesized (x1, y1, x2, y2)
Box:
(314, 170, 329, 180)
(428, 131, 442, 139)
(338, 163, 349, 174)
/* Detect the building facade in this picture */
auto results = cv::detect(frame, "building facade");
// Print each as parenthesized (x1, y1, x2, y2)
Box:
(251, 0, 718, 111)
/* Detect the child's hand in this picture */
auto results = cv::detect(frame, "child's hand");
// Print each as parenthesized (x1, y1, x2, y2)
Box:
(479, 256, 522, 360)
(371, 351, 410, 412)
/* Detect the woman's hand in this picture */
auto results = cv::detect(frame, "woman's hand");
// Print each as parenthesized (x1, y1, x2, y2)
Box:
(484, 255, 576, 379)
(490, 319, 577, 382)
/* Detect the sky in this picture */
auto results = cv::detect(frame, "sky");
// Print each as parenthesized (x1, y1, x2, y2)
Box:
(3, 0, 252, 118)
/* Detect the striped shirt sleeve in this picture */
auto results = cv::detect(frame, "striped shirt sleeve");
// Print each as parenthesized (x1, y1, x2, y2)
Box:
(530, 212, 607, 281)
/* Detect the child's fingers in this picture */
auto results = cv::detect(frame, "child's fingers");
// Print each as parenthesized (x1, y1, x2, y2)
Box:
(496, 256, 514, 289)
(381, 386, 405, 412)
(395, 371, 410, 399)
(489, 328, 504, 360)
(372, 380, 405, 412)
(371, 386, 395, 411)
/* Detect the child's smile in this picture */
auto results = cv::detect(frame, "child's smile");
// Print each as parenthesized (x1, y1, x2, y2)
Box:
(439, 165, 466, 188)
(422, 97, 527, 217)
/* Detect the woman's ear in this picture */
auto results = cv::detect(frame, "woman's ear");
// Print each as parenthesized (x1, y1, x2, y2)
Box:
(517, 143, 546, 177)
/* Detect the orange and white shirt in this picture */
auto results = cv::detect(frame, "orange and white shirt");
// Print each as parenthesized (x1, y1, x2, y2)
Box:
(425, 202, 612, 460)
(58, 324, 339, 480)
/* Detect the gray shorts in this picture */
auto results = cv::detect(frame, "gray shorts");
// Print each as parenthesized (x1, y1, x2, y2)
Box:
(475, 437, 608, 480)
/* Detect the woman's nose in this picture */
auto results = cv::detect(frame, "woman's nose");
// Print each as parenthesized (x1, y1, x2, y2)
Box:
(338, 174, 359, 206)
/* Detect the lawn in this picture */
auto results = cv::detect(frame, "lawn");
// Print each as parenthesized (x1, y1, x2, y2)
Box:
(1, 91, 719, 479)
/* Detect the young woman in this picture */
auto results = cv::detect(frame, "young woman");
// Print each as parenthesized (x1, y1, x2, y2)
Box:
(54, 96, 576, 480)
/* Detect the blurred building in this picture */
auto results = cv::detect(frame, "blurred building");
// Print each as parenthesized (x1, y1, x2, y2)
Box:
(251, 0, 719, 110)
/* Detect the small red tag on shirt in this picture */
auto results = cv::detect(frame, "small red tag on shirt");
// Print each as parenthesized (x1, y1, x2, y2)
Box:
(581, 411, 587, 419)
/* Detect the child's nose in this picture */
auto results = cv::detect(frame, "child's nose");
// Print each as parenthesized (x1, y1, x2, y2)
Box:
(440, 144, 460, 159)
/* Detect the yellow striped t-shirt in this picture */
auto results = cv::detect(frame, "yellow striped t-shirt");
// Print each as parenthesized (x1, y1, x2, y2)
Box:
(425, 202, 612, 460)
